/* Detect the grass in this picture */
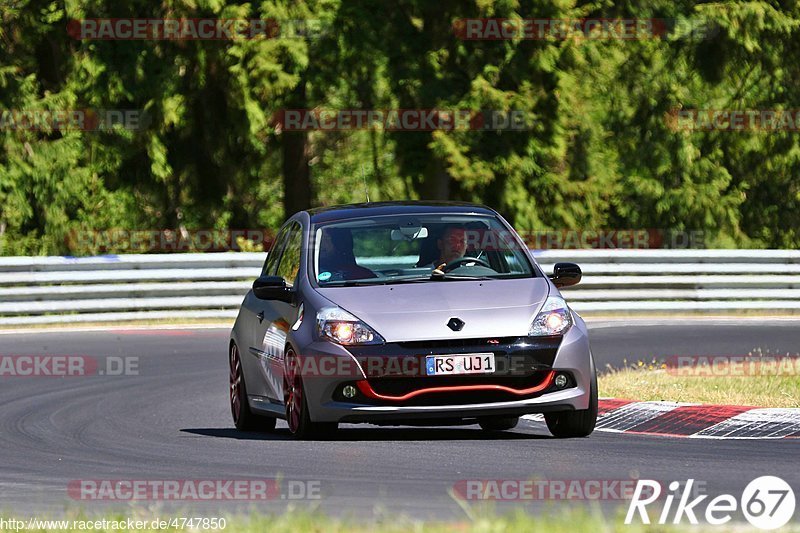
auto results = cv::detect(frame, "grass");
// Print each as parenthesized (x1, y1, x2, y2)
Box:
(0, 508, 773, 533)
(599, 355, 800, 408)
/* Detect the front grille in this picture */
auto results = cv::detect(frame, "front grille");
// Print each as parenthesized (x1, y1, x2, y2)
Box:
(396, 337, 521, 350)
(347, 336, 562, 379)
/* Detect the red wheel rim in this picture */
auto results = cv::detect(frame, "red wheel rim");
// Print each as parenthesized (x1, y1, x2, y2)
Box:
(285, 351, 303, 433)
(230, 344, 242, 422)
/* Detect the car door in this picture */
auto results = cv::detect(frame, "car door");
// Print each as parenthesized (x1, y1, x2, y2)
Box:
(239, 223, 290, 401)
(248, 221, 303, 403)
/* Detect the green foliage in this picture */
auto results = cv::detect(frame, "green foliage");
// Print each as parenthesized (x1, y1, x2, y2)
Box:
(1, 0, 798, 255)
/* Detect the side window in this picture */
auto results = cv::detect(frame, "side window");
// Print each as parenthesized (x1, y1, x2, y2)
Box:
(276, 223, 303, 287)
(262, 225, 290, 276)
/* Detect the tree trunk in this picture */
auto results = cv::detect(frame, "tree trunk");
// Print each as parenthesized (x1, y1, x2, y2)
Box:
(282, 81, 312, 218)
(421, 156, 450, 200)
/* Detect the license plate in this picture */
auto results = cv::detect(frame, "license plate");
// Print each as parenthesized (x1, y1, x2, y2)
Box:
(425, 353, 495, 376)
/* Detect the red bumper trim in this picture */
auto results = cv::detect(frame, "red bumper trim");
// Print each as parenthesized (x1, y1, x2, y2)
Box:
(355, 371, 557, 402)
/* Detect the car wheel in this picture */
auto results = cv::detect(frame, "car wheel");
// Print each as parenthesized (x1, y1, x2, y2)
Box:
(284, 348, 337, 440)
(477, 416, 519, 431)
(545, 361, 598, 438)
(230, 342, 277, 432)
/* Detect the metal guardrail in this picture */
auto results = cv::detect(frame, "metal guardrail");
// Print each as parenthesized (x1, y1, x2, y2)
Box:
(536, 249, 800, 313)
(1, 250, 798, 325)
(0, 254, 261, 325)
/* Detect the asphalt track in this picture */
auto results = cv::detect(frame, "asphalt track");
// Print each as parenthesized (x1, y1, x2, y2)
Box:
(0, 320, 798, 520)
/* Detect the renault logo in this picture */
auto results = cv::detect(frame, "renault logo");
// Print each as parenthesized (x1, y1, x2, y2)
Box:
(447, 317, 465, 331)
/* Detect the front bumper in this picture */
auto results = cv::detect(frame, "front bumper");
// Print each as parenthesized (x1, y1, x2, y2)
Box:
(298, 315, 594, 423)
(331, 388, 583, 424)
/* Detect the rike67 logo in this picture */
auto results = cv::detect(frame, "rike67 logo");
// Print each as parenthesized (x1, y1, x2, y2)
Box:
(625, 476, 796, 530)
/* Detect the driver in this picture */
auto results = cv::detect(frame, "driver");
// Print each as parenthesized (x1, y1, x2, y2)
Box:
(432, 226, 467, 270)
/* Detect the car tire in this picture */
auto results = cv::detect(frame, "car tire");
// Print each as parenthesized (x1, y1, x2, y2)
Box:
(477, 416, 519, 431)
(544, 360, 598, 438)
(230, 342, 277, 432)
(284, 348, 337, 440)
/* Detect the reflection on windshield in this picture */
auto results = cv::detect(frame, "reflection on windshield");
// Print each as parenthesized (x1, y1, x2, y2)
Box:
(314, 215, 535, 286)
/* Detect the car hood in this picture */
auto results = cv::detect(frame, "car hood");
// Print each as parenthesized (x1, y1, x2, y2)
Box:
(316, 278, 550, 342)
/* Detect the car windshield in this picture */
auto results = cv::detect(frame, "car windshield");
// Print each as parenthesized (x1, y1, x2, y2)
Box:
(312, 214, 536, 286)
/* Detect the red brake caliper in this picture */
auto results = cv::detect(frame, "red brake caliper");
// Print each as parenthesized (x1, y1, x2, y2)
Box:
(286, 353, 301, 431)
(230, 347, 240, 420)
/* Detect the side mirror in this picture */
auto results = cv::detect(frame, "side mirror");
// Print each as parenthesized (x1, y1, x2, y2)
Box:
(252, 275, 293, 302)
(549, 262, 581, 288)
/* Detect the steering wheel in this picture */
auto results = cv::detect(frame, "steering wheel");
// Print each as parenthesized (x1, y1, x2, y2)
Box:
(442, 256, 491, 272)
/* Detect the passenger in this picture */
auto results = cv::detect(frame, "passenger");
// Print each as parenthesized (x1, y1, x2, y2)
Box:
(318, 228, 376, 280)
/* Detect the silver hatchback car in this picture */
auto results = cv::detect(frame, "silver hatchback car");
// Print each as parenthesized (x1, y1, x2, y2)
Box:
(229, 201, 597, 439)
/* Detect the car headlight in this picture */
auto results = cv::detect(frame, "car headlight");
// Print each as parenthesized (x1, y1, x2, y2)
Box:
(317, 307, 385, 345)
(529, 296, 572, 336)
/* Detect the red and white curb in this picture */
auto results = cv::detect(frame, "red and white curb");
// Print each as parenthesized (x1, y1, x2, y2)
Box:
(523, 399, 800, 439)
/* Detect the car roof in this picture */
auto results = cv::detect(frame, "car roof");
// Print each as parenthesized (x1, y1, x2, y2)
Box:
(305, 201, 498, 224)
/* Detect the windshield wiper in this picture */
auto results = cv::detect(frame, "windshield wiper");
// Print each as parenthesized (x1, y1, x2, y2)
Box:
(381, 277, 433, 284)
(322, 275, 494, 287)
(428, 273, 496, 281)
(323, 277, 431, 287)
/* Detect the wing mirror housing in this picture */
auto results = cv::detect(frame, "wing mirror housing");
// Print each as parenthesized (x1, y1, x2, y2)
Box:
(549, 262, 582, 288)
(252, 275, 293, 302)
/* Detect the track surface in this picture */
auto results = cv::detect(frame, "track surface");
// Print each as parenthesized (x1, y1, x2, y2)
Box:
(0, 320, 798, 518)
(589, 318, 800, 369)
